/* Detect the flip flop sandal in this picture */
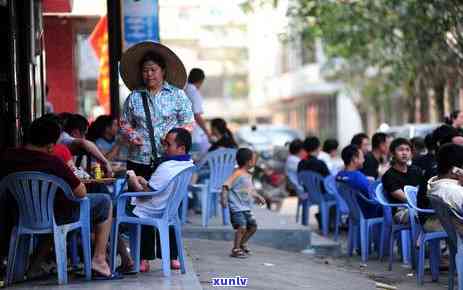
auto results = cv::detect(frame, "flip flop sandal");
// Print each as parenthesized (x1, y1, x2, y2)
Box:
(230, 249, 247, 259)
(240, 245, 252, 255)
(92, 269, 124, 280)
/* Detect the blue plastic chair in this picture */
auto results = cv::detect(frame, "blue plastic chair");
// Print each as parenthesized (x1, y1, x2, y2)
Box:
(196, 148, 237, 227)
(368, 180, 381, 199)
(180, 191, 190, 224)
(429, 195, 463, 290)
(337, 181, 383, 263)
(180, 166, 210, 224)
(298, 171, 336, 236)
(180, 177, 205, 225)
(112, 178, 128, 200)
(110, 166, 194, 276)
(374, 183, 412, 270)
(324, 175, 349, 241)
(286, 169, 307, 223)
(404, 186, 447, 285)
(0, 171, 91, 285)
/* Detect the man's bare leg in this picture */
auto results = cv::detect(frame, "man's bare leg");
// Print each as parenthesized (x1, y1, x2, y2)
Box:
(117, 236, 134, 270)
(91, 206, 112, 276)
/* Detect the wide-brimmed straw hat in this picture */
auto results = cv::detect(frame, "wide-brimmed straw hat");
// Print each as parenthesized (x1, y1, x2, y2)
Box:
(120, 41, 187, 90)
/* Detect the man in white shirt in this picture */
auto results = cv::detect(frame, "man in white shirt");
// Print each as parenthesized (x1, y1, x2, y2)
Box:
(127, 127, 195, 270)
(318, 138, 344, 175)
(428, 143, 463, 217)
(129, 128, 195, 217)
(184, 68, 210, 157)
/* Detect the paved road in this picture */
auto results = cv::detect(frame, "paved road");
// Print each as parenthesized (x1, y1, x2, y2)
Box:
(186, 237, 448, 290)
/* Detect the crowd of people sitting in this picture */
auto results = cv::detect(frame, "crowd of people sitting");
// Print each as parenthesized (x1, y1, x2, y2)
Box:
(4, 98, 463, 284)
(0, 107, 242, 282)
(285, 112, 463, 240)
(0, 40, 259, 284)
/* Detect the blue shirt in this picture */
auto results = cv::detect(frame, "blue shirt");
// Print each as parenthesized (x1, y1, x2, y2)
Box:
(337, 170, 382, 218)
(336, 170, 370, 196)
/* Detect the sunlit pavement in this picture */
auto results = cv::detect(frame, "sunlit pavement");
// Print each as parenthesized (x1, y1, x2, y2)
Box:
(7, 197, 450, 290)
(186, 197, 449, 290)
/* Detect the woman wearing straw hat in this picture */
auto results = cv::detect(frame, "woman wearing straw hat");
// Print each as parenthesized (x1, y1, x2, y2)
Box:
(120, 41, 194, 272)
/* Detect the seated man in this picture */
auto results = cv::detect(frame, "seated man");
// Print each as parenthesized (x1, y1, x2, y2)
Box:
(361, 132, 391, 180)
(127, 128, 195, 271)
(413, 130, 448, 230)
(382, 138, 423, 224)
(351, 133, 370, 155)
(428, 143, 463, 232)
(0, 116, 117, 279)
(337, 145, 382, 218)
(413, 134, 436, 176)
(297, 136, 332, 228)
(58, 113, 113, 177)
(286, 139, 305, 174)
(297, 136, 330, 177)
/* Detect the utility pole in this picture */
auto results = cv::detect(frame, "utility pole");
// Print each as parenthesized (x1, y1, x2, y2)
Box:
(107, 0, 122, 118)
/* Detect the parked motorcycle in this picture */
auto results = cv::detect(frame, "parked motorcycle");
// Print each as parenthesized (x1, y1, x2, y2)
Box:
(252, 147, 289, 211)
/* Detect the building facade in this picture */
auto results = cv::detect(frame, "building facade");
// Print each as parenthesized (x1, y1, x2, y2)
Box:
(246, 0, 363, 145)
(159, 0, 251, 122)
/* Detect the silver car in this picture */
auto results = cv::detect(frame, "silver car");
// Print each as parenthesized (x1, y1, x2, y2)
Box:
(382, 123, 440, 139)
(235, 124, 304, 157)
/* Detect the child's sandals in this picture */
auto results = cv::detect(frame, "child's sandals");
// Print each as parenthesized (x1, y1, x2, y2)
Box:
(240, 245, 251, 255)
(230, 248, 247, 258)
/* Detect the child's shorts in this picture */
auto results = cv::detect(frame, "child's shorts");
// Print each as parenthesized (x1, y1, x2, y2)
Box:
(230, 210, 257, 229)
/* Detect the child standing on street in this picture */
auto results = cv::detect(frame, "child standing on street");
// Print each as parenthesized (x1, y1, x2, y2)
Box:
(221, 148, 266, 258)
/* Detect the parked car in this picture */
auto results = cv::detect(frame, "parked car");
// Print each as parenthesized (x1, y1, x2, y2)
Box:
(380, 123, 440, 139)
(235, 124, 304, 158)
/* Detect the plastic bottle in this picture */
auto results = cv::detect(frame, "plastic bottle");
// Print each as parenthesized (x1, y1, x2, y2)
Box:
(94, 163, 102, 179)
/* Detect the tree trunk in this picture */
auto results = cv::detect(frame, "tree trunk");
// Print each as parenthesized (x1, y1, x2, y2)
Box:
(373, 99, 382, 129)
(434, 81, 446, 122)
(448, 78, 458, 109)
(418, 76, 430, 122)
(406, 78, 416, 123)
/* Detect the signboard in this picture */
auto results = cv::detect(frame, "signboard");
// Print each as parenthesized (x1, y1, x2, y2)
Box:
(122, 0, 160, 49)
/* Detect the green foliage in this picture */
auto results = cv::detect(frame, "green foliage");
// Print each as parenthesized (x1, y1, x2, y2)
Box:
(240, 0, 279, 13)
(284, 0, 463, 121)
(243, 0, 463, 121)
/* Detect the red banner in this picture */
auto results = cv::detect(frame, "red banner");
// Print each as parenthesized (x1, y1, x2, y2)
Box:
(89, 16, 110, 114)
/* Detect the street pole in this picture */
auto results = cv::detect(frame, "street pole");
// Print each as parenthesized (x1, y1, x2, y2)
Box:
(107, 0, 122, 118)
(7, 0, 20, 147)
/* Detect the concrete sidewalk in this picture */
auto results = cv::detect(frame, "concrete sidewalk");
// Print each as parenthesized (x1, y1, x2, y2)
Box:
(9, 252, 202, 290)
(184, 205, 314, 252)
